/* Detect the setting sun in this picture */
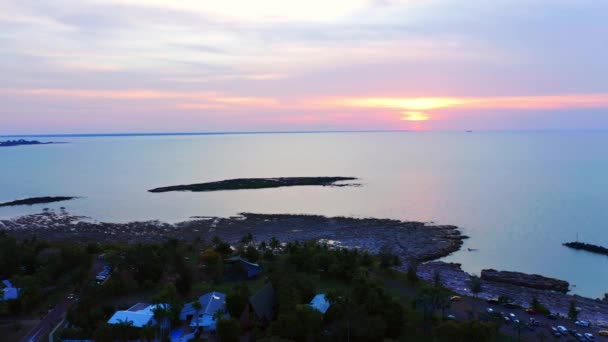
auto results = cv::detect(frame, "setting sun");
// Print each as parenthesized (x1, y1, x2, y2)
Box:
(401, 111, 430, 121)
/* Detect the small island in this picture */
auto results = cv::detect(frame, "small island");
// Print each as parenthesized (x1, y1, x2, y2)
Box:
(563, 241, 608, 256)
(149, 176, 358, 193)
(0, 139, 57, 147)
(0, 196, 77, 207)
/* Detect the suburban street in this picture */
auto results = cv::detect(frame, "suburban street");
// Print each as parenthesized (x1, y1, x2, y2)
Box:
(19, 257, 105, 342)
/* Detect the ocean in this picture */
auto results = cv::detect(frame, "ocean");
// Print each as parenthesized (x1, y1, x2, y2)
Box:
(1, 131, 607, 298)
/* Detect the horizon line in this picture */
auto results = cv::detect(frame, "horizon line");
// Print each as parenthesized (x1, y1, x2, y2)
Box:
(2, 128, 608, 138)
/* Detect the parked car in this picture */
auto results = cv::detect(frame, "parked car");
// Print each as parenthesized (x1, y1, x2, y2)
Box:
(525, 308, 537, 315)
(584, 333, 595, 341)
(598, 330, 608, 336)
(450, 296, 461, 302)
(557, 326, 568, 334)
(551, 326, 561, 337)
(547, 313, 558, 320)
(509, 313, 516, 319)
(446, 314, 456, 320)
(575, 320, 591, 327)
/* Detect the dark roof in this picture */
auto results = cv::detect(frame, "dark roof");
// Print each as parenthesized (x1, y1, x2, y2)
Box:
(249, 283, 276, 321)
(225, 256, 263, 278)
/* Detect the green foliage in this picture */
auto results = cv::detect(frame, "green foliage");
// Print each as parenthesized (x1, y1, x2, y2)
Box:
(406, 264, 419, 283)
(269, 305, 323, 342)
(470, 275, 482, 294)
(379, 245, 402, 269)
(217, 318, 241, 342)
(434, 320, 498, 341)
(568, 300, 578, 320)
(226, 284, 251, 317)
(244, 245, 260, 262)
(0, 232, 91, 313)
(530, 296, 550, 315)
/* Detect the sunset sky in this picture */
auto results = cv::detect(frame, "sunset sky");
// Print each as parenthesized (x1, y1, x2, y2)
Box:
(1, 0, 607, 134)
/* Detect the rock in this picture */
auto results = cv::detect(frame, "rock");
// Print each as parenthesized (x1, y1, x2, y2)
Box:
(481, 269, 570, 293)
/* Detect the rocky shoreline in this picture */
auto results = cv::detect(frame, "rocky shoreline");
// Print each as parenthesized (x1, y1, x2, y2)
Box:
(0, 210, 464, 265)
(418, 262, 608, 327)
(481, 269, 570, 293)
(4, 210, 607, 326)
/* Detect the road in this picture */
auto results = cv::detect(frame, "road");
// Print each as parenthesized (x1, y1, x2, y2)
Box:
(20, 298, 73, 342)
(20, 257, 105, 342)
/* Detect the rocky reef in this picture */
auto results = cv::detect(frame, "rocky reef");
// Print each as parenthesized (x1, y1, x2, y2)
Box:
(481, 269, 570, 293)
(149, 177, 359, 193)
(0, 210, 464, 266)
(418, 262, 608, 326)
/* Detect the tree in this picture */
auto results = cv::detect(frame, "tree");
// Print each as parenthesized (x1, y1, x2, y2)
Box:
(200, 248, 224, 281)
(530, 296, 550, 315)
(244, 245, 260, 262)
(216, 318, 240, 342)
(192, 300, 203, 331)
(415, 286, 451, 326)
(114, 319, 135, 342)
(240, 232, 254, 245)
(226, 284, 251, 317)
(470, 275, 482, 296)
(269, 305, 323, 342)
(269, 237, 280, 251)
(433, 270, 442, 288)
(568, 300, 578, 320)
(406, 264, 419, 283)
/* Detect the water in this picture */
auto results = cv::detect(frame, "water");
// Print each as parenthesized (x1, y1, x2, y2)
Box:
(1, 131, 607, 298)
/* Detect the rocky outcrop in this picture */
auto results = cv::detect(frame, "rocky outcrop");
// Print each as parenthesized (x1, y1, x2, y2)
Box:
(481, 269, 570, 293)
(418, 262, 608, 327)
(563, 241, 608, 256)
(149, 177, 359, 193)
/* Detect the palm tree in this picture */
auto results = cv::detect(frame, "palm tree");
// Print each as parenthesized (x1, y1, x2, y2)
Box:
(152, 304, 171, 340)
(140, 324, 156, 342)
(193, 300, 203, 332)
(114, 319, 134, 342)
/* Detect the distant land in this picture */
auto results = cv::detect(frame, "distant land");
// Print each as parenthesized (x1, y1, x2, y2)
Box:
(0, 139, 59, 147)
(0, 196, 77, 207)
(563, 241, 608, 256)
(149, 177, 359, 193)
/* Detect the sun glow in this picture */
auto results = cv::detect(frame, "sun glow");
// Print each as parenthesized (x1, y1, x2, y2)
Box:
(401, 111, 429, 121)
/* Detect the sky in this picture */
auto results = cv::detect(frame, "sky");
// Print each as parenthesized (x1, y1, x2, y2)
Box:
(1, 0, 607, 134)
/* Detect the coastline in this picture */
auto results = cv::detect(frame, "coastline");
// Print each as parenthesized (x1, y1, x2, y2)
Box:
(3, 209, 608, 326)
(0, 210, 464, 265)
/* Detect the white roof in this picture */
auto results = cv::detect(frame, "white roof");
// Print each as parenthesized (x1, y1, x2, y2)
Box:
(108, 303, 168, 328)
(309, 294, 330, 314)
(2, 280, 19, 300)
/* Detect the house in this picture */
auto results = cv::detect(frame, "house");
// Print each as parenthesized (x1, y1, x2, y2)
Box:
(309, 294, 330, 314)
(180, 292, 227, 332)
(107, 303, 169, 328)
(225, 256, 263, 279)
(1, 280, 19, 301)
(240, 283, 276, 329)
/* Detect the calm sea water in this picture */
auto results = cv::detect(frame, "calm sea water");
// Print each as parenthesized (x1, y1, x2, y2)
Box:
(1, 132, 607, 297)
